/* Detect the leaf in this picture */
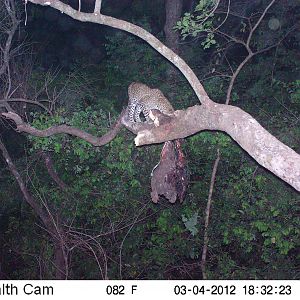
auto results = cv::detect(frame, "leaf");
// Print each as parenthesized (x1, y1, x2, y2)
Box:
(182, 212, 199, 236)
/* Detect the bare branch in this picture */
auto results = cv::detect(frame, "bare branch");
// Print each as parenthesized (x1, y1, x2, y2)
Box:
(201, 149, 220, 279)
(1, 109, 126, 147)
(215, 30, 247, 48)
(221, 0, 286, 104)
(94, 0, 102, 14)
(225, 53, 253, 104)
(0, 0, 20, 77)
(0, 98, 51, 113)
(246, 0, 276, 47)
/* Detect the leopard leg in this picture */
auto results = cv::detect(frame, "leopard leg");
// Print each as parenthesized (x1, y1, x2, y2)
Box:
(134, 103, 144, 122)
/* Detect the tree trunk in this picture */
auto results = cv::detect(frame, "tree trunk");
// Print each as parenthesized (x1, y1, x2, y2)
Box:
(54, 244, 67, 279)
(164, 0, 183, 81)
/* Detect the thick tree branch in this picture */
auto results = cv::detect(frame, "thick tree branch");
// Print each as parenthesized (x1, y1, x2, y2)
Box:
(131, 104, 300, 192)
(1, 109, 126, 146)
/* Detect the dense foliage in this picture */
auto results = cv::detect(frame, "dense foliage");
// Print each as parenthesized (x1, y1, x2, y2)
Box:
(0, 0, 299, 279)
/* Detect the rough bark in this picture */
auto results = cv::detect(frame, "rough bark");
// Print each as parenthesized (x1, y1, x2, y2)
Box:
(164, 0, 182, 55)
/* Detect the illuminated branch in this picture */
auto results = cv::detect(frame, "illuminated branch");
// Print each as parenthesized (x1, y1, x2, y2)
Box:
(1, 110, 125, 146)
(128, 104, 300, 192)
(94, 0, 102, 13)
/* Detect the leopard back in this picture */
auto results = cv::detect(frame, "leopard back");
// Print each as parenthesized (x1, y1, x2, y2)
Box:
(128, 82, 174, 122)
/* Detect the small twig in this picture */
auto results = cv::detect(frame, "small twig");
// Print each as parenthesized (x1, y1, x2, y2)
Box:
(212, 0, 231, 32)
(0, 98, 51, 113)
(223, 0, 281, 104)
(246, 0, 276, 47)
(201, 149, 220, 279)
